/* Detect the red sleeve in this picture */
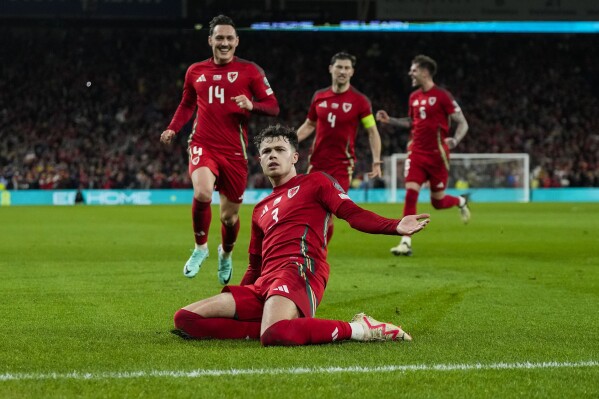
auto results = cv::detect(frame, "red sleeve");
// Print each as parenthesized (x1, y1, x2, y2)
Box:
(252, 95, 279, 116)
(440, 90, 459, 116)
(167, 66, 197, 132)
(335, 201, 401, 235)
(249, 64, 279, 116)
(240, 253, 262, 285)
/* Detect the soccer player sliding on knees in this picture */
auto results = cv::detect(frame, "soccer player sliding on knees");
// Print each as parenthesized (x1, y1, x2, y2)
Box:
(173, 124, 430, 346)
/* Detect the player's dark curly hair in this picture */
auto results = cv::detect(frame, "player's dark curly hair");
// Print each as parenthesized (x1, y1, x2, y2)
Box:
(330, 52, 356, 67)
(254, 124, 298, 152)
(209, 14, 236, 36)
(412, 54, 437, 76)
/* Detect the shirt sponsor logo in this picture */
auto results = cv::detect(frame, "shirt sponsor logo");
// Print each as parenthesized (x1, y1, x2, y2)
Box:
(213, 75, 222, 81)
(318, 101, 327, 108)
(287, 186, 300, 198)
(428, 97, 437, 106)
(273, 196, 282, 206)
(331, 103, 339, 109)
(228, 72, 238, 83)
(420, 100, 426, 105)
(342, 102, 352, 112)
(196, 74, 206, 82)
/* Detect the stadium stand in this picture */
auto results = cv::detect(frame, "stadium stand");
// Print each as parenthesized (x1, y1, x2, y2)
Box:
(1, 27, 597, 189)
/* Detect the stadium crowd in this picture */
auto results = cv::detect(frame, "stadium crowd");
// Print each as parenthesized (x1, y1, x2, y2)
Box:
(1, 27, 598, 190)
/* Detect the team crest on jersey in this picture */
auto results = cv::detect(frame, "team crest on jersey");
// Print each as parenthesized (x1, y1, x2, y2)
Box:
(228, 72, 238, 83)
(318, 101, 327, 108)
(342, 102, 352, 112)
(428, 97, 437, 106)
(331, 103, 339, 109)
(287, 186, 300, 198)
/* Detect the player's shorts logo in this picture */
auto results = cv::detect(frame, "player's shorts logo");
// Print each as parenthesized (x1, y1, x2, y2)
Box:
(342, 102, 352, 113)
(428, 97, 437, 106)
(228, 72, 238, 83)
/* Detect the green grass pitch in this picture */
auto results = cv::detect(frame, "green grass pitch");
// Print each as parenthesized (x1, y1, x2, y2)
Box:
(1, 202, 598, 398)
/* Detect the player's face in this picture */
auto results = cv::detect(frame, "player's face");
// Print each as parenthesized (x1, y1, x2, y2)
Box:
(329, 59, 354, 86)
(259, 136, 299, 179)
(408, 63, 426, 88)
(208, 25, 239, 64)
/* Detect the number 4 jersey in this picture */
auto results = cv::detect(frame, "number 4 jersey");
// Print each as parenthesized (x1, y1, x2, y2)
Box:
(168, 56, 278, 158)
(305, 86, 373, 172)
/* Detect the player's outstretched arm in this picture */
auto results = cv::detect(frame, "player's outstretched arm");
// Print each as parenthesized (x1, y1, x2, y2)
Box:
(297, 119, 316, 142)
(396, 214, 430, 236)
(335, 201, 430, 236)
(376, 110, 412, 129)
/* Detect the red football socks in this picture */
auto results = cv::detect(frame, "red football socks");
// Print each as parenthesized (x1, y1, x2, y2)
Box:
(174, 309, 260, 339)
(431, 195, 460, 209)
(403, 188, 419, 217)
(221, 218, 240, 253)
(191, 198, 211, 245)
(261, 318, 351, 346)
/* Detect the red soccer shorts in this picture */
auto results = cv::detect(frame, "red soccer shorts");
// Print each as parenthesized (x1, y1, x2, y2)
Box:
(188, 144, 248, 203)
(223, 263, 326, 320)
(405, 151, 450, 192)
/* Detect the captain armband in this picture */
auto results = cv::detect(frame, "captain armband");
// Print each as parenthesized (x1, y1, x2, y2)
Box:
(361, 114, 376, 129)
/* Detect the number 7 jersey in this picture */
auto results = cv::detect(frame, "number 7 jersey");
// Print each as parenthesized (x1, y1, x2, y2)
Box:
(168, 56, 278, 158)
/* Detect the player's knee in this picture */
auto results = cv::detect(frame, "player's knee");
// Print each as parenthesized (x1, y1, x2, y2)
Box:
(260, 320, 296, 347)
(220, 213, 239, 226)
(173, 308, 202, 332)
(173, 309, 189, 330)
(194, 191, 212, 202)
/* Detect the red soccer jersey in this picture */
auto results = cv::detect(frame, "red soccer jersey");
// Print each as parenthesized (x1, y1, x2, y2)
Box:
(306, 86, 373, 171)
(407, 85, 461, 154)
(168, 57, 278, 157)
(249, 173, 350, 286)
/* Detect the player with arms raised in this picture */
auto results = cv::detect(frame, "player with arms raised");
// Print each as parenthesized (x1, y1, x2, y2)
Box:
(172, 124, 430, 346)
(161, 15, 279, 283)
(297, 52, 382, 241)
(377, 54, 469, 256)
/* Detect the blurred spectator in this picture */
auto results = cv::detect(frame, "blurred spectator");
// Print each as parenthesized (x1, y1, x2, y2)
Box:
(1, 27, 597, 189)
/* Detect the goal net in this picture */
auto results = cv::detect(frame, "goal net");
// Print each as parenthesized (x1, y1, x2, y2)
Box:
(385, 153, 530, 203)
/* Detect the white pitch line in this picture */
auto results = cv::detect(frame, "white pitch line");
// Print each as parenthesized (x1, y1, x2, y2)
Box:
(1, 360, 597, 382)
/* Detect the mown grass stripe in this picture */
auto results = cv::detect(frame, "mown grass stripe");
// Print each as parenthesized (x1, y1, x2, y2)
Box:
(1, 360, 597, 381)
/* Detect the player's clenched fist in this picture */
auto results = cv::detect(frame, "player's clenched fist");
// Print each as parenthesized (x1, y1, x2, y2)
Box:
(160, 129, 176, 144)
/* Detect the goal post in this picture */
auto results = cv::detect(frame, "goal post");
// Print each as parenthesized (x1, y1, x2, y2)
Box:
(385, 153, 530, 203)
